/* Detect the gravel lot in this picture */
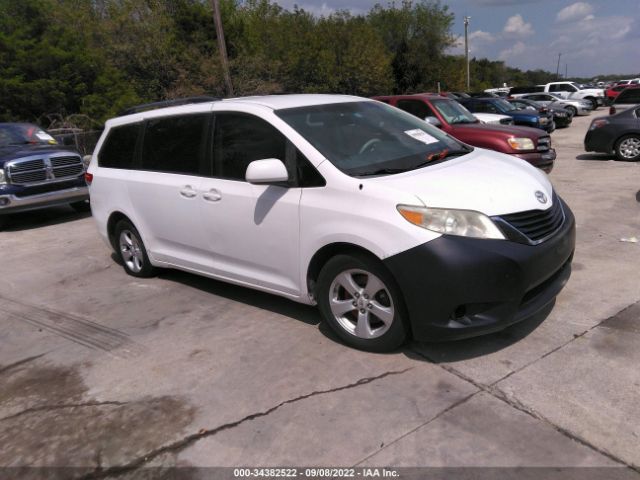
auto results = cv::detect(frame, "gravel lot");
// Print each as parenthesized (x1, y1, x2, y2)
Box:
(1, 113, 639, 479)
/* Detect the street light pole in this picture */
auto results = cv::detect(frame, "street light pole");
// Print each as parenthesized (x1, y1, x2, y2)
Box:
(464, 16, 471, 91)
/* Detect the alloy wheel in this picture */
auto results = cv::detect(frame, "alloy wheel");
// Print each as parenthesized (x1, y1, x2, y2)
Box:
(619, 137, 640, 160)
(119, 230, 144, 273)
(328, 269, 394, 339)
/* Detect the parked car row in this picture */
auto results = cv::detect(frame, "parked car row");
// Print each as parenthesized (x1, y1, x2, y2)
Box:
(374, 94, 556, 172)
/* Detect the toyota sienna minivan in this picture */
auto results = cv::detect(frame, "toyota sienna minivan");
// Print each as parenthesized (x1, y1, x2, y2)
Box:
(87, 95, 575, 351)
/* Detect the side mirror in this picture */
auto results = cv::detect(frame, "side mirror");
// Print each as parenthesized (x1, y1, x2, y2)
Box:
(424, 116, 442, 128)
(245, 159, 289, 185)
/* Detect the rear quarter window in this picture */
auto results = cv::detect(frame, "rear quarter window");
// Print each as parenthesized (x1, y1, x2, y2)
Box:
(98, 123, 141, 169)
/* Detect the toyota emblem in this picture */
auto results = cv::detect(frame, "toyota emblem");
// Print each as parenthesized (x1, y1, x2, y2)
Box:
(535, 191, 547, 204)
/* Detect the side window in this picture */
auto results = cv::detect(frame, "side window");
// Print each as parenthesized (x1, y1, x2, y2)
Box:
(141, 114, 209, 175)
(213, 113, 286, 181)
(397, 100, 436, 119)
(98, 123, 140, 169)
(618, 89, 640, 104)
(288, 143, 325, 188)
(474, 102, 496, 113)
(549, 84, 563, 93)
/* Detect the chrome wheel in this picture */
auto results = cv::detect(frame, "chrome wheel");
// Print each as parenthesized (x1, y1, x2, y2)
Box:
(119, 230, 144, 273)
(618, 137, 640, 160)
(329, 269, 394, 339)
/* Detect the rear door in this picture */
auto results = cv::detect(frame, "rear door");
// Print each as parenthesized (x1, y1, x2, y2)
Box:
(126, 113, 212, 269)
(198, 112, 303, 295)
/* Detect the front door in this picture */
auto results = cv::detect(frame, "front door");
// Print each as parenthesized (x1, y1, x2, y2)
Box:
(199, 112, 302, 296)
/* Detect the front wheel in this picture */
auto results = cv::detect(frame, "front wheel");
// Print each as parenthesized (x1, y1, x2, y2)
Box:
(114, 219, 157, 277)
(565, 105, 577, 117)
(615, 135, 640, 162)
(316, 254, 408, 352)
(586, 97, 598, 110)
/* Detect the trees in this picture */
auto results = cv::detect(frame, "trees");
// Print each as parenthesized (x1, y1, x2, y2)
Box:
(0, 0, 572, 124)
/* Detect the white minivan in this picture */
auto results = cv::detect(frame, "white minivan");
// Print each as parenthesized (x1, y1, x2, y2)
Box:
(88, 95, 575, 351)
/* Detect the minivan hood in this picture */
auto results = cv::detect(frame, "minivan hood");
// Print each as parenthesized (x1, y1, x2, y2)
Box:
(366, 148, 553, 216)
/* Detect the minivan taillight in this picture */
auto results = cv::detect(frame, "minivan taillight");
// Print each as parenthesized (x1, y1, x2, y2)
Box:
(84, 172, 93, 185)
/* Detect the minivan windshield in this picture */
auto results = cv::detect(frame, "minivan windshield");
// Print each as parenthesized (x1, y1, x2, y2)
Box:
(275, 101, 471, 177)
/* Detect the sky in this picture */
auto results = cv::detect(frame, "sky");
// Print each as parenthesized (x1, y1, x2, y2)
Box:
(275, 0, 640, 79)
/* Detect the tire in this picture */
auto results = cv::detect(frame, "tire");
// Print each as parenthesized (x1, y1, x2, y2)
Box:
(114, 219, 157, 277)
(0, 215, 6, 231)
(586, 97, 598, 110)
(316, 253, 408, 352)
(565, 106, 577, 117)
(70, 200, 91, 213)
(615, 135, 640, 162)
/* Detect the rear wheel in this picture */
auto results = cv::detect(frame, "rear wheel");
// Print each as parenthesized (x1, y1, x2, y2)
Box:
(615, 135, 640, 162)
(317, 254, 408, 352)
(114, 219, 157, 277)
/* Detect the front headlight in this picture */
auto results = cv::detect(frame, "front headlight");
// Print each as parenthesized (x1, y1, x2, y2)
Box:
(507, 137, 535, 150)
(0, 168, 5, 185)
(397, 205, 505, 240)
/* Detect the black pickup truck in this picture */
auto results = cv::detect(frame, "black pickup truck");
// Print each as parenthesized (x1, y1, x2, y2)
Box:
(0, 123, 89, 229)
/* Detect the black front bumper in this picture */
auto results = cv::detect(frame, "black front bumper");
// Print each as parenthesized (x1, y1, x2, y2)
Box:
(384, 200, 575, 341)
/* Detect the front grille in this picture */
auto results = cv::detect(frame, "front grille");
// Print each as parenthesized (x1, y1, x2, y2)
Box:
(494, 194, 564, 244)
(8, 159, 45, 173)
(7, 165, 48, 184)
(537, 137, 551, 151)
(6, 154, 83, 185)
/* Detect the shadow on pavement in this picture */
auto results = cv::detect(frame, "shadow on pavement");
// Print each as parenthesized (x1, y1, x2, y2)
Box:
(1, 206, 91, 232)
(575, 153, 618, 162)
(158, 269, 322, 328)
(406, 300, 554, 363)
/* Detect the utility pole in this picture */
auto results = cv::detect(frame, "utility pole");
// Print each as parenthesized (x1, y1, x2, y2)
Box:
(464, 16, 471, 91)
(212, 0, 233, 96)
(565, 63, 568, 80)
(556, 52, 562, 80)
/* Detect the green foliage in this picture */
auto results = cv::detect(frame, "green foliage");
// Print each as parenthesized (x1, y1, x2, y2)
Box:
(1, 0, 603, 125)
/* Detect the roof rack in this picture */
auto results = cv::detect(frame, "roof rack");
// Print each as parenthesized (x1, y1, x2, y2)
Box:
(119, 96, 221, 116)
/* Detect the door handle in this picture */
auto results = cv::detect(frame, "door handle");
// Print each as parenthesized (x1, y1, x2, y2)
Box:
(202, 188, 222, 202)
(179, 185, 198, 198)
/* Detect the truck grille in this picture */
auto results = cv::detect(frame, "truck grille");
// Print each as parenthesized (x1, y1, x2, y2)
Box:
(6, 154, 83, 186)
(494, 194, 564, 244)
(537, 137, 551, 152)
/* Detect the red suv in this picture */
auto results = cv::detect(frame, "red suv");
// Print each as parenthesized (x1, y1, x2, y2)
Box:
(374, 94, 556, 173)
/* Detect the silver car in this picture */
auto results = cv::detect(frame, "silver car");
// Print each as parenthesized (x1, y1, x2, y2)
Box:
(520, 93, 591, 116)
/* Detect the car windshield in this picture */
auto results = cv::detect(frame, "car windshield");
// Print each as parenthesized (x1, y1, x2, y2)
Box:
(275, 101, 470, 177)
(430, 99, 478, 125)
(0, 123, 57, 147)
(491, 99, 517, 113)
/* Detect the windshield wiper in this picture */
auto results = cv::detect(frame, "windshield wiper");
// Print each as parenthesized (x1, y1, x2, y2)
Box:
(356, 167, 410, 177)
(356, 148, 472, 177)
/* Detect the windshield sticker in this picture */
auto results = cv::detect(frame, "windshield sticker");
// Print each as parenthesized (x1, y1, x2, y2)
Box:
(35, 131, 55, 142)
(404, 129, 438, 145)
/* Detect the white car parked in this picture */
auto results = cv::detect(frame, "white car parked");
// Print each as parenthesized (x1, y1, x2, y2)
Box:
(472, 113, 514, 125)
(88, 95, 575, 351)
